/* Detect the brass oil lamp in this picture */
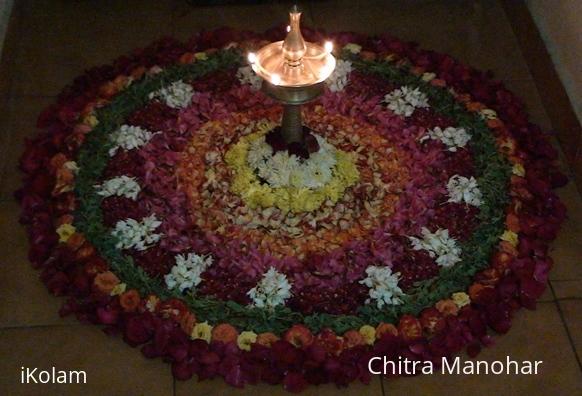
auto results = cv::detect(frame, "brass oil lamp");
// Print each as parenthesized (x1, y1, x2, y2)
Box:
(248, 5, 336, 147)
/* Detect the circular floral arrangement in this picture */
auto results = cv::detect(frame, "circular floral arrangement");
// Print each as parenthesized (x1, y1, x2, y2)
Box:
(16, 27, 568, 392)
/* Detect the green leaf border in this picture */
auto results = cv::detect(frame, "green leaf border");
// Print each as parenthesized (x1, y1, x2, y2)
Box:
(74, 49, 511, 335)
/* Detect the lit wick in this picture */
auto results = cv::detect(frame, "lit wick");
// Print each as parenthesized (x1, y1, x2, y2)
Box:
(250, 5, 336, 145)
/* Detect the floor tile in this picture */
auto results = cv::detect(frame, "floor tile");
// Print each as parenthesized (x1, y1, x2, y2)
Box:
(549, 181, 582, 280)
(10, 0, 175, 96)
(502, 79, 552, 130)
(382, 303, 582, 394)
(538, 282, 555, 303)
(175, 373, 382, 396)
(309, 0, 532, 80)
(0, 325, 174, 396)
(558, 300, 582, 365)
(552, 280, 582, 300)
(0, 96, 54, 201)
(0, 201, 76, 328)
(172, 2, 314, 42)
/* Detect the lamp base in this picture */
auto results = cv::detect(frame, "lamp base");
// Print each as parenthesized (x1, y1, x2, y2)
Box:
(261, 81, 325, 145)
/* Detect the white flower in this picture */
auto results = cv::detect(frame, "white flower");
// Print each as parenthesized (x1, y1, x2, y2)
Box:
(422, 126, 471, 152)
(409, 228, 462, 268)
(447, 175, 482, 207)
(149, 80, 195, 109)
(95, 175, 141, 200)
(257, 151, 298, 188)
(111, 214, 162, 251)
(247, 267, 292, 309)
(109, 125, 155, 156)
(343, 43, 362, 54)
(326, 59, 353, 92)
(383, 86, 429, 117)
(248, 133, 337, 189)
(236, 65, 262, 91)
(359, 266, 404, 308)
(165, 253, 214, 293)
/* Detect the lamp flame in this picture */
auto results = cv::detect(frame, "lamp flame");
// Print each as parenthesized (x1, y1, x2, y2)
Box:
(324, 41, 333, 53)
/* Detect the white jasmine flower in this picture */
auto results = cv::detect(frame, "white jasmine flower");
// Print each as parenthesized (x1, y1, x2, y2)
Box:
(236, 65, 262, 91)
(383, 86, 429, 117)
(359, 266, 404, 308)
(247, 133, 338, 189)
(409, 228, 462, 268)
(109, 125, 155, 156)
(247, 136, 273, 169)
(111, 214, 162, 251)
(447, 175, 482, 207)
(247, 267, 292, 309)
(95, 175, 141, 200)
(343, 43, 362, 54)
(326, 59, 353, 92)
(422, 126, 471, 152)
(165, 253, 214, 293)
(149, 80, 195, 109)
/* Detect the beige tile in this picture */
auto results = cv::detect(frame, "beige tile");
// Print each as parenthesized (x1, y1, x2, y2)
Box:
(0, 325, 173, 395)
(553, 280, 582, 300)
(558, 300, 582, 361)
(550, 180, 582, 280)
(0, 200, 76, 328)
(172, 2, 314, 42)
(382, 303, 582, 394)
(309, 0, 532, 80)
(175, 374, 382, 396)
(538, 282, 555, 302)
(0, 96, 54, 200)
(502, 79, 552, 130)
(11, 0, 175, 96)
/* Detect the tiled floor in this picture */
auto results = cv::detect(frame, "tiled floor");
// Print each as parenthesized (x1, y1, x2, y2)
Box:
(0, 1, 581, 395)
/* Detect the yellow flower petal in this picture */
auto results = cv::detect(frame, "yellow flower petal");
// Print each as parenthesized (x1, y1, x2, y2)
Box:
(237, 331, 258, 351)
(500, 230, 519, 247)
(191, 322, 213, 343)
(512, 163, 525, 177)
(359, 325, 376, 345)
(110, 283, 127, 296)
(451, 292, 471, 308)
(56, 223, 76, 243)
(194, 52, 208, 61)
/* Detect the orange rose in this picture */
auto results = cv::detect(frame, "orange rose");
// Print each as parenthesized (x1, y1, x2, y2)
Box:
(343, 330, 365, 348)
(75, 243, 95, 260)
(93, 271, 120, 294)
(398, 315, 423, 341)
(130, 66, 146, 80)
(180, 312, 197, 335)
(179, 52, 195, 64)
(505, 213, 520, 232)
(84, 257, 108, 276)
(211, 323, 239, 344)
(487, 118, 504, 129)
(360, 51, 377, 61)
(376, 322, 398, 339)
(119, 289, 141, 313)
(283, 324, 313, 348)
(256, 332, 279, 347)
(435, 299, 459, 316)
(66, 233, 86, 251)
(419, 307, 445, 334)
(430, 78, 446, 87)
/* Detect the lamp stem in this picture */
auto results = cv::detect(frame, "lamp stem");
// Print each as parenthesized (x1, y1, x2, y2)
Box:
(281, 104, 303, 144)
